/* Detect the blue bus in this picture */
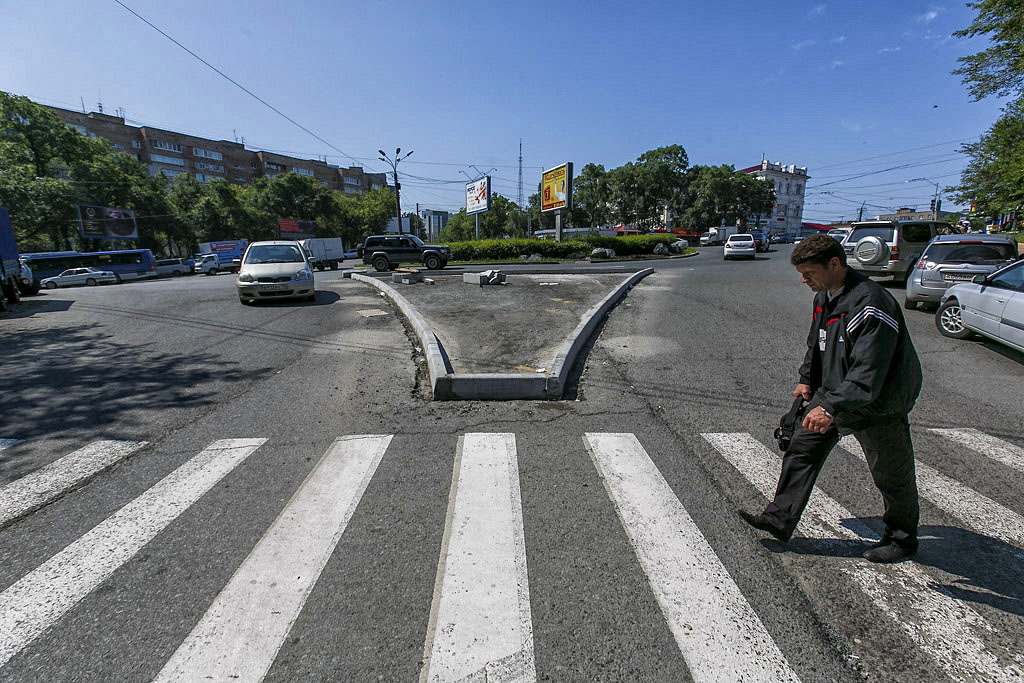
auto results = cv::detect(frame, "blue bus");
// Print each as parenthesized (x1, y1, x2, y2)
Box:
(21, 249, 157, 285)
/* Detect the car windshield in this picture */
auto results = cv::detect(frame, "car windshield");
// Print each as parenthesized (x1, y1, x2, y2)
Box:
(244, 245, 305, 264)
(849, 226, 895, 242)
(407, 235, 425, 246)
(924, 242, 1017, 265)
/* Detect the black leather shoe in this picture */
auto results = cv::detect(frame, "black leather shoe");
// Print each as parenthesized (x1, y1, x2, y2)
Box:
(863, 543, 916, 563)
(738, 510, 792, 543)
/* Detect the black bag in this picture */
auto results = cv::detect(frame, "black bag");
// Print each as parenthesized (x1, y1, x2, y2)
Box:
(774, 397, 807, 452)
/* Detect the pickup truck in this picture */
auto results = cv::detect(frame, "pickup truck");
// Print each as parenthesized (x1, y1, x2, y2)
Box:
(193, 252, 240, 276)
(358, 234, 452, 271)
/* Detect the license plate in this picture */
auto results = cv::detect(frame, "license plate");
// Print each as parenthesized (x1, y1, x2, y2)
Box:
(943, 273, 974, 281)
(261, 284, 288, 291)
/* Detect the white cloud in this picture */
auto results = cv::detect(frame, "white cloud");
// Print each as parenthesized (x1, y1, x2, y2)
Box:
(879, 46, 902, 53)
(808, 4, 826, 17)
(830, 35, 846, 44)
(792, 39, 818, 50)
(841, 119, 875, 133)
(831, 60, 844, 69)
(915, 6, 945, 23)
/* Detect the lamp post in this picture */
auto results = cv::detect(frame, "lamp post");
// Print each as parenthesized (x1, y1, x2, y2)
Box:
(906, 177, 941, 220)
(379, 148, 413, 234)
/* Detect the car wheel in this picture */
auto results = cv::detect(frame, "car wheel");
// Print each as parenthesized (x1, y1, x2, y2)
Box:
(3, 281, 20, 304)
(424, 254, 441, 270)
(935, 299, 973, 339)
(372, 256, 389, 272)
(45, 281, 58, 289)
(208, 268, 218, 276)
(114, 274, 123, 284)
(172, 270, 182, 277)
(85, 278, 97, 286)
(306, 293, 316, 302)
(903, 297, 918, 311)
(330, 262, 338, 270)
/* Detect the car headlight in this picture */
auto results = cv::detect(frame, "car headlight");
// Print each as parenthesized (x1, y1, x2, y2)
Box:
(295, 269, 312, 281)
(238, 273, 255, 283)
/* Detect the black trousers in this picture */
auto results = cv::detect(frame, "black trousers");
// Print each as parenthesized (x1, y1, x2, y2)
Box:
(761, 394, 920, 549)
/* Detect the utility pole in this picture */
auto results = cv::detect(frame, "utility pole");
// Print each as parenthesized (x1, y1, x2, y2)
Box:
(378, 148, 413, 234)
(517, 139, 524, 208)
(858, 202, 865, 222)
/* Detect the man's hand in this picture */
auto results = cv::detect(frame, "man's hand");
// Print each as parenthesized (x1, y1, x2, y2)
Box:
(793, 383, 812, 400)
(802, 406, 834, 434)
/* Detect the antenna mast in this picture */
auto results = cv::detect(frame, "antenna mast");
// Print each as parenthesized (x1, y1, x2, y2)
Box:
(517, 139, 524, 207)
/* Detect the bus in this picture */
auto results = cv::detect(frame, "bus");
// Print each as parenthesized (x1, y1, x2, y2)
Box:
(21, 249, 157, 285)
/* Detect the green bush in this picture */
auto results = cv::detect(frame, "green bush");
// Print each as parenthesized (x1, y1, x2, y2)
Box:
(443, 235, 684, 261)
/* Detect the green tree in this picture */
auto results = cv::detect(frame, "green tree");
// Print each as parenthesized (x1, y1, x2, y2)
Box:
(572, 163, 612, 227)
(948, 98, 1024, 215)
(952, 0, 1024, 101)
(677, 165, 774, 230)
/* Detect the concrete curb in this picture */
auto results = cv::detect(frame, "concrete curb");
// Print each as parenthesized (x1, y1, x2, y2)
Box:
(348, 268, 653, 400)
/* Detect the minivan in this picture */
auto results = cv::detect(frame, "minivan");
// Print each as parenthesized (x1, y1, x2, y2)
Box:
(843, 220, 949, 283)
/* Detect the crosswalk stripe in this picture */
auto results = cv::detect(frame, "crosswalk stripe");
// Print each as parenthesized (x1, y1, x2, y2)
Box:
(929, 428, 1024, 474)
(155, 434, 392, 682)
(0, 440, 147, 530)
(702, 432, 1023, 682)
(422, 433, 535, 683)
(838, 435, 1024, 548)
(0, 438, 265, 668)
(586, 433, 799, 682)
(0, 439, 19, 450)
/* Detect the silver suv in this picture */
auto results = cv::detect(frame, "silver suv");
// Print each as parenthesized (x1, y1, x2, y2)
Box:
(844, 220, 948, 283)
(905, 233, 1019, 309)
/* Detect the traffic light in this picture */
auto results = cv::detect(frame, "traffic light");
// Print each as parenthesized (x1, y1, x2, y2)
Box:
(929, 199, 935, 211)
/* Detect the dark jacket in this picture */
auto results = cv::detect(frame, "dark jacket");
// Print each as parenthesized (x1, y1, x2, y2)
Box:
(799, 268, 922, 432)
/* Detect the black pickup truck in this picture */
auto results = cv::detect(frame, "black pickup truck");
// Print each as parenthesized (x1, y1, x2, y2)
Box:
(358, 234, 452, 271)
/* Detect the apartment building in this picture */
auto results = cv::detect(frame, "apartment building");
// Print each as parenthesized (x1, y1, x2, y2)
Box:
(738, 159, 809, 237)
(45, 104, 388, 194)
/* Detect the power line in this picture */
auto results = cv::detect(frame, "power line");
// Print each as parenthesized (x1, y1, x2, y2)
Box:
(113, 0, 370, 171)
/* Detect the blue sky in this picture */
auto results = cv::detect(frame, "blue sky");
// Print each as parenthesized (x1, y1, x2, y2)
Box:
(1, 0, 1007, 222)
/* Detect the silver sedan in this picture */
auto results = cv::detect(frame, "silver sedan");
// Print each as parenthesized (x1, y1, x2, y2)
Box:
(935, 258, 1024, 353)
(40, 267, 118, 289)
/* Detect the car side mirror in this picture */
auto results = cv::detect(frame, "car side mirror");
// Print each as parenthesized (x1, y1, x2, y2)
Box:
(972, 274, 987, 284)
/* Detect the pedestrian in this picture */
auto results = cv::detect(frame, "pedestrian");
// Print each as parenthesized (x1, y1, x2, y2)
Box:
(739, 234, 923, 563)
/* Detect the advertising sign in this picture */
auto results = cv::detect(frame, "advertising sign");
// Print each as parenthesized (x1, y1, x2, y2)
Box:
(77, 204, 138, 240)
(465, 176, 491, 215)
(276, 218, 317, 240)
(541, 162, 572, 212)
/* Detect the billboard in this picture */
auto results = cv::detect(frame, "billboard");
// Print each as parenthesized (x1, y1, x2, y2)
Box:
(77, 204, 138, 240)
(276, 218, 317, 240)
(541, 162, 572, 212)
(466, 176, 491, 215)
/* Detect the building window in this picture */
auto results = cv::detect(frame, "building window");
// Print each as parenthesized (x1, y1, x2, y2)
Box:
(195, 161, 225, 172)
(153, 140, 182, 152)
(132, 140, 141, 148)
(292, 167, 314, 176)
(778, 205, 788, 216)
(234, 176, 247, 182)
(195, 173, 216, 183)
(156, 168, 188, 178)
(371, 184, 381, 190)
(194, 147, 223, 160)
(265, 162, 285, 171)
(151, 154, 185, 166)
(111, 143, 124, 149)
(69, 124, 87, 135)
(344, 186, 360, 194)
(234, 164, 244, 169)
(319, 180, 328, 185)
(343, 176, 360, 185)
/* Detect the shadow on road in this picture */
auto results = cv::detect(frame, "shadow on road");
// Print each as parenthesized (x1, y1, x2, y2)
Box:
(244, 291, 341, 307)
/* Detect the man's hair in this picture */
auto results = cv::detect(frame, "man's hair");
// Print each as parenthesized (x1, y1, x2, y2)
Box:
(791, 234, 847, 267)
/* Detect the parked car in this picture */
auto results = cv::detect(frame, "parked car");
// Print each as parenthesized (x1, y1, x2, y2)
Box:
(17, 258, 39, 295)
(723, 234, 757, 260)
(935, 258, 1024, 353)
(236, 241, 316, 304)
(904, 234, 1019, 310)
(358, 234, 451, 271)
(844, 220, 947, 283)
(154, 257, 190, 277)
(827, 228, 851, 244)
(40, 267, 118, 289)
(746, 230, 768, 252)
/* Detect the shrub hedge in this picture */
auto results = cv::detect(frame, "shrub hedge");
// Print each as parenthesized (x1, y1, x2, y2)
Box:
(443, 235, 684, 261)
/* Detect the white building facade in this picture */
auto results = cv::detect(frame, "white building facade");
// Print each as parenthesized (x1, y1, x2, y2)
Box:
(739, 160, 810, 237)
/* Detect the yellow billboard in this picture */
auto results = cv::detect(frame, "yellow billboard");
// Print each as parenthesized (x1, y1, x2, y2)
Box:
(541, 162, 572, 212)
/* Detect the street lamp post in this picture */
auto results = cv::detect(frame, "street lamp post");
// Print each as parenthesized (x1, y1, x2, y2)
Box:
(906, 177, 941, 220)
(379, 148, 413, 234)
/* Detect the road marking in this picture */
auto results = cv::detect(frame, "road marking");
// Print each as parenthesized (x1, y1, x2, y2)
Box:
(0, 440, 147, 529)
(0, 439, 19, 450)
(929, 428, 1024, 474)
(155, 435, 392, 682)
(0, 438, 265, 668)
(422, 433, 535, 683)
(586, 433, 799, 682)
(839, 436, 1024, 548)
(702, 433, 1023, 682)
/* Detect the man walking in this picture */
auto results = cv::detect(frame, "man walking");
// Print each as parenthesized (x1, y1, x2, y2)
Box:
(740, 234, 923, 563)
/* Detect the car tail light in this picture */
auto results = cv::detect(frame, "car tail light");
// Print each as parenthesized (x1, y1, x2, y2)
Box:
(725, 244, 731, 248)
(890, 245, 899, 258)
(917, 259, 927, 269)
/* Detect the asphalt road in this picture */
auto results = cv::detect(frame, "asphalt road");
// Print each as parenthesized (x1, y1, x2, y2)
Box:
(1, 251, 1022, 681)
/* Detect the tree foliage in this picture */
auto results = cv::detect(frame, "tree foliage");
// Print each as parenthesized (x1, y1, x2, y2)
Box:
(952, 0, 1024, 102)
(949, 98, 1024, 213)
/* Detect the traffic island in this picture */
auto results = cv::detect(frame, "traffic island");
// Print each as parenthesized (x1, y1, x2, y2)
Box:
(347, 269, 653, 400)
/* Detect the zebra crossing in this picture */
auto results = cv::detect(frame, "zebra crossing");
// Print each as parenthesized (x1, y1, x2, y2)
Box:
(0, 427, 1022, 680)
